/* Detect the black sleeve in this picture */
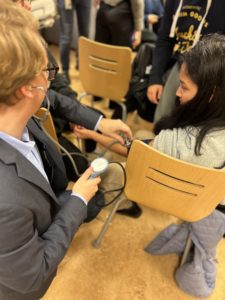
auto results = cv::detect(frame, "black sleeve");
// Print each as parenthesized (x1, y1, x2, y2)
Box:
(148, 0, 177, 86)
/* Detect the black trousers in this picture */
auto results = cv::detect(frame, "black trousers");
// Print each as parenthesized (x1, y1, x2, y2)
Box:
(95, 1, 134, 48)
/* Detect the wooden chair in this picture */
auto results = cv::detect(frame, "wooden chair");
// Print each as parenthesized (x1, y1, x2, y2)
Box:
(93, 140, 225, 264)
(35, 107, 82, 178)
(78, 36, 132, 121)
(35, 107, 60, 150)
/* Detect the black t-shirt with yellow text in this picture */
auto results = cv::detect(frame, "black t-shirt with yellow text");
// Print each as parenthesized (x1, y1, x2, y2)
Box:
(149, 0, 225, 85)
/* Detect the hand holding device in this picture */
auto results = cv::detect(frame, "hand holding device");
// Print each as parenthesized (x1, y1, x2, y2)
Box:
(89, 157, 109, 179)
(72, 167, 101, 202)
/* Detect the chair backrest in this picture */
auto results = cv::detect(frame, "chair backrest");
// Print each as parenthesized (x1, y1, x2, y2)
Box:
(79, 36, 132, 101)
(124, 140, 225, 222)
(35, 107, 60, 151)
(35, 108, 83, 178)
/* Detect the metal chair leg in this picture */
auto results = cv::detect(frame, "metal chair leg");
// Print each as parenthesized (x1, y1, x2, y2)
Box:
(78, 92, 88, 102)
(180, 233, 192, 266)
(92, 197, 126, 248)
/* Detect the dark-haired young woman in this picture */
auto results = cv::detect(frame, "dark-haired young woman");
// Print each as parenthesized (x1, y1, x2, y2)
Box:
(153, 33, 225, 189)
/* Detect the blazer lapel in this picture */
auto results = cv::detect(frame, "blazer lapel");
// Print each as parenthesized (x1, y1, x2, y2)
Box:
(27, 118, 69, 190)
(0, 138, 58, 203)
(27, 118, 65, 174)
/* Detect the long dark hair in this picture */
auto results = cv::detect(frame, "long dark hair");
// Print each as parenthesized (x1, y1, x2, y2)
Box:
(154, 34, 225, 155)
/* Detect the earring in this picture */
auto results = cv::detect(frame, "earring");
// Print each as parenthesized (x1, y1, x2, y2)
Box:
(209, 94, 214, 103)
(209, 86, 216, 103)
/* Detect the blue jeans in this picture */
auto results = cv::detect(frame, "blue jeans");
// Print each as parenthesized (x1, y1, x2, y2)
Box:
(58, 0, 91, 71)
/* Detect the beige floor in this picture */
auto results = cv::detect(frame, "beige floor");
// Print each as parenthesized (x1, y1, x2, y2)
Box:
(42, 46, 225, 300)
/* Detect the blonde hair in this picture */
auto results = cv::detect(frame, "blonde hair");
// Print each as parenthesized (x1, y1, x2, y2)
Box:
(0, 2, 47, 105)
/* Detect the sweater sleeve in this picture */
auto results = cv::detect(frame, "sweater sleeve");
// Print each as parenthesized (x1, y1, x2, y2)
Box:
(153, 128, 180, 158)
(130, 0, 144, 31)
(148, 0, 177, 86)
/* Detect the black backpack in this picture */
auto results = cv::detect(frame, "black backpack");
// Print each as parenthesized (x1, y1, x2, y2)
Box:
(125, 42, 156, 122)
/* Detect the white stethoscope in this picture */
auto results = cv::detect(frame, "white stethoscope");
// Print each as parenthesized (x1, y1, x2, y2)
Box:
(31, 86, 51, 122)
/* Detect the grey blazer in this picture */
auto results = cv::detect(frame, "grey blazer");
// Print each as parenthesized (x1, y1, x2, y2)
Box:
(0, 91, 101, 300)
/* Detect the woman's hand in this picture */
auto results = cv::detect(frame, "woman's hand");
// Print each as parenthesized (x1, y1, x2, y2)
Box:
(73, 125, 94, 139)
(72, 167, 101, 202)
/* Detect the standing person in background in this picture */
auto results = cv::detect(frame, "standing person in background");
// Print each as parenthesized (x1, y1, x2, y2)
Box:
(94, 0, 144, 49)
(57, 0, 92, 82)
(147, 0, 225, 123)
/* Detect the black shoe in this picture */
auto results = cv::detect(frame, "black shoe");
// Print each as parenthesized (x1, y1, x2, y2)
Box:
(61, 71, 71, 84)
(116, 201, 142, 218)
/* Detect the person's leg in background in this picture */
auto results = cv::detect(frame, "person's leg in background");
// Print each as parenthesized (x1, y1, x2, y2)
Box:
(108, 1, 134, 47)
(96, 2, 134, 107)
(58, 6, 74, 83)
(74, 0, 91, 69)
(95, 1, 112, 44)
(153, 63, 180, 122)
(75, 0, 91, 37)
(93, 2, 112, 101)
(95, 1, 134, 47)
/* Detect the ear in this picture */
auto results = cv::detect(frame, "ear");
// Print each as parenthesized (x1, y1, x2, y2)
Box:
(209, 93, 214, 103)
(18, 85, 34, 99)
